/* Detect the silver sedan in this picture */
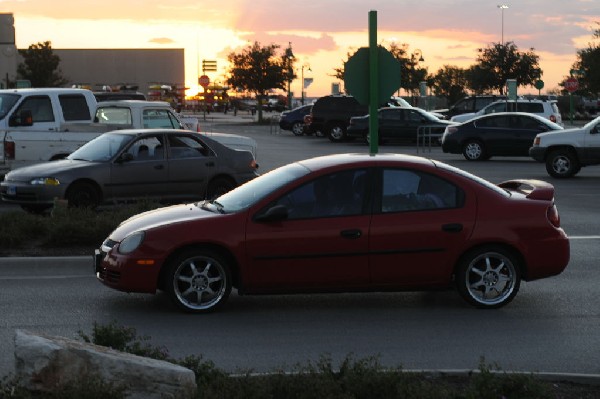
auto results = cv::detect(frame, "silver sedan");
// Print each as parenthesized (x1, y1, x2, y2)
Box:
(1, 129, 259, 213)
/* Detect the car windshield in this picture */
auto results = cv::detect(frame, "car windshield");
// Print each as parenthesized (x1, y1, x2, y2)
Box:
(67, 133, 133, 162)
(583, 115, 600, 130)
(0, 93, 20, 120)
(202, 162, 310, 213)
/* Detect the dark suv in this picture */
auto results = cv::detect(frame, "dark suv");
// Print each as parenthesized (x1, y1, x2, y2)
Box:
(438, 95, 506, 119)
(306, 95, 368, 142)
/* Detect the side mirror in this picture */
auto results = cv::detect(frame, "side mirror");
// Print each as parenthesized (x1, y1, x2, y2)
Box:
(116, 152, 134, 163)
(254, 204, 288, 222)
(8, 109, 33, 127)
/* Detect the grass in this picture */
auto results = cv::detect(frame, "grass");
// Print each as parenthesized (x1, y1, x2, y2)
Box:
(1, 321, 596, 398)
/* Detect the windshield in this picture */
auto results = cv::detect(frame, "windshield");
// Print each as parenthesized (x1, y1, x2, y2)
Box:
(0, 93, 20, 120)
(67, 133, 133, 162)
(584, 115, 600, 130)
(205, 162, 310, 212)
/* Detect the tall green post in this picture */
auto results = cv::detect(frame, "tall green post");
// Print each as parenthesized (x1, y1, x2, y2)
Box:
(368, 11, 379, 154)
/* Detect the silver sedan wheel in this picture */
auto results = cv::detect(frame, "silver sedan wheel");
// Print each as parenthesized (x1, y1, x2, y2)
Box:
(463, 141, 484, 161)
(291, 122, 304, 136)
(458, 249, 520, 308)
(169, 252, 231, 312)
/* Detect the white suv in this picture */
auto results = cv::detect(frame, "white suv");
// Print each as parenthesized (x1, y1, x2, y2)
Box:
(451, 99, 563, 126)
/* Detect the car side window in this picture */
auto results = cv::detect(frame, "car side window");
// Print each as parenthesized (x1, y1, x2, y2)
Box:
(484, 102, 506, 114)
(126, 135, 164, 161)
(143, 109, 182, 129)
(167, 135, 210, 159)
(381, 169, 461, 213)
(59, 94, 91, 121)
(16, 96, 55, 123)
(272, 169, 367, 220)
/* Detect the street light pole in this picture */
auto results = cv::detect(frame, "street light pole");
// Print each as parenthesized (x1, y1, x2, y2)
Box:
(301, 63, 311, 105)
(285, 42, 294, 110)
(497, 4, 509, 45)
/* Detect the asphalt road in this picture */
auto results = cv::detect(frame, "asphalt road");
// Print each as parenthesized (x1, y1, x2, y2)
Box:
(0, 115, 599, 378)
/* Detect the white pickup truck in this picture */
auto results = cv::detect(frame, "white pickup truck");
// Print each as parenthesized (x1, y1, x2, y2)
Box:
(529, 116, 600, 177)
(0, 89, 257, 176)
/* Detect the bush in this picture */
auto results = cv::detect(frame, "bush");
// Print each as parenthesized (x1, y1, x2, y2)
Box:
(1, 321, 594, 398)
(0, 201, 163, 254)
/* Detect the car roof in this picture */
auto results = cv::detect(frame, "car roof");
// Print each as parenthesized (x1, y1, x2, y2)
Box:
(297, 153, 435, 171)
(470, 111, 551, 122)
(102, 128, 193, 137)
(96, 100, 171, 108)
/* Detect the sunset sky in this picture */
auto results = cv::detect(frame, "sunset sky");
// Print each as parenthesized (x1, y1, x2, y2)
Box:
(2, 0, 599, 98)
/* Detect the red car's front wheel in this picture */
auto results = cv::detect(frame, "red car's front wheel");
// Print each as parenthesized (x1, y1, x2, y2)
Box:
(165, 249, 232, 313)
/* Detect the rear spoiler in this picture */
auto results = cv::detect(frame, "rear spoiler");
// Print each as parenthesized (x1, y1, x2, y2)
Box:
(497, 179, 555, 201)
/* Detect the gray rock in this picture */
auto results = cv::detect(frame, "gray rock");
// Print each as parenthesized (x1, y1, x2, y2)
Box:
(14, 329, 196, 398)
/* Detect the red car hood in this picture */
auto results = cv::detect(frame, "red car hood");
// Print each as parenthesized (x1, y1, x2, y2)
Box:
(109, 202, 219, 241)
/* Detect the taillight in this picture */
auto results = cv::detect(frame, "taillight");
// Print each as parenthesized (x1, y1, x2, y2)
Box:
(547, 204, 560, 228)
(550, 115, 557, 123)
(445, 126, 458, 135)
(533, 137, 540, 146)
(4, 140, 15, 160)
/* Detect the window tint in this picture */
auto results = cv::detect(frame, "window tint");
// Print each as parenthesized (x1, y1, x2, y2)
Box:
(126, 135, 164, 161)
(59, 94, 91, 121)
(380, 109, 402, 121)
(272, 169, 367, 219)
(143, 109, 182, 128)
(167, 135, 210, 159)
(17, 96, 54, 123)
(95, 107, 132, 125)
(381, 169, 461, 213)
(517, 103, 544, 113)
(484, 102, 507, 114)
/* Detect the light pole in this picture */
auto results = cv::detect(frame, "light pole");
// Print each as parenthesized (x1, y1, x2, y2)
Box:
(285, 42, 294, 110)
(497, 4, 509, 45)
(301, 63, 311, 105)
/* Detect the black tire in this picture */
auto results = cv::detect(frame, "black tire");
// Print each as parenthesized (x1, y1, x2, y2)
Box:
(327, 123, 346, 142)
(545, 149, 580, 178)
(462, 140, 487, 161)
(456, 246, 521, 309)
(291, 122, 304, 136)
(66, 182, 100, 208)
(206, 177, 235, 199)
(165, 249, 232, 313)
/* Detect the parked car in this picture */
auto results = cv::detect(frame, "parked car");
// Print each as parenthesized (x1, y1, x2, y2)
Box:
(347, 107, 455, 144)
(305, 95, 368, 142)
(450, 99, 563, 125)
(279, 104, 312, 136)
(94, 153, 569, 313)
(441, 112, 563, 161)
(1, 129, 259, 213)
(436, 95, 506, 119)
(529, 116, 600, 178)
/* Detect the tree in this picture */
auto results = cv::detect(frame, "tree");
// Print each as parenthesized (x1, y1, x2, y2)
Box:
(571, 22, 600, 95)
(17, 41, 68, 87)
(226, 41, 294, 122)
(431, 65, 468, 105)
(470, 42, 541, 95)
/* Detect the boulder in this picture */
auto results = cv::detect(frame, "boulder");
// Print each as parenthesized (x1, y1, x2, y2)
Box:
(14, 329, 196, 398)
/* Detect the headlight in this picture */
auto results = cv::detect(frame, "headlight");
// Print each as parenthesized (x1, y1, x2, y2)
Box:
(118, 231, 145, 254)
(30, 177, 60, 185)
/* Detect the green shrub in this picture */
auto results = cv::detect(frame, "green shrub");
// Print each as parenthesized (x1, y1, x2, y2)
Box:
(0, 200, 164, 253)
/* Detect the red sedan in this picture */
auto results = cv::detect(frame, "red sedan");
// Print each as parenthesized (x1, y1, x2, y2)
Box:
(95, 153, 569, 312)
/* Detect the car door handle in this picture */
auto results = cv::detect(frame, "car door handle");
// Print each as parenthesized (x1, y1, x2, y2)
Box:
(154, 164, 164, 170)
(205, 161, 215, 167)
(340, 229, 362, 239)
(442, 223, 463, 233)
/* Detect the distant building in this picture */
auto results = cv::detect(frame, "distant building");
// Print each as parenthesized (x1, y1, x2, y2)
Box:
(0, 13, 185, 96)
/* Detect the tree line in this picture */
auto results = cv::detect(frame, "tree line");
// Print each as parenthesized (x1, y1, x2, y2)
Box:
(14, 22, 600, 117)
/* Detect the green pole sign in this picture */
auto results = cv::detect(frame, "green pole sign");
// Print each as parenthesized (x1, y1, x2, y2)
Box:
(344, 10, 402, 154)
